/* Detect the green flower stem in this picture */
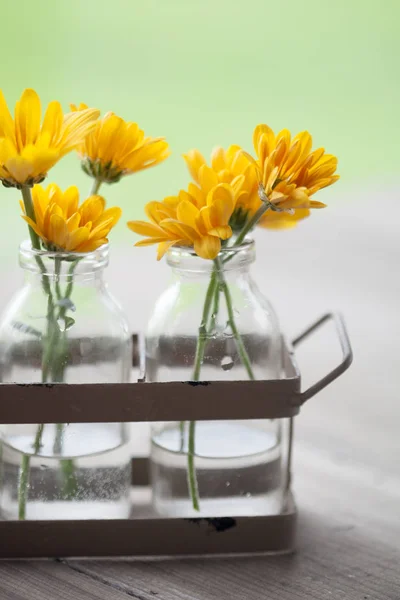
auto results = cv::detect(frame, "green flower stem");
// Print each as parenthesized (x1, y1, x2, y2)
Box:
(51, 258, 79, 498)
(54, 255, 62, 300)
(186, 270, 218, 511)
(208, 280, 220, 333)
(187, 420, 199, 511)
(17, 258, 80, 519)
(184, 195, 273, 512)
(179, 420, 186, 453)
(17, 304, 54, 519)
(192, 272, 218, 380)
(33, 424, 45, 453)
(17, 423, 44, 520)
(186, 256, 256, 511)
(214, 257, 255, 381)
(21, 186, 41, 250)
(230, 201, 272, 248)
(17, 291, 54, 520)
(90, 178, 102, 195)
(21, 186, 52, 296)
(17, 455, 30, 520)
(60, 457, 78, 500)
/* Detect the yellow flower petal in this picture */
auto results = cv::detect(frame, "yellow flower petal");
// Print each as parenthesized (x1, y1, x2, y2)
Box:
(135, 237, 168, 247)
(208, 225, 232, 240)
(0, 138, 17, 165)
(253, 124, 275, 159)
(66, 213, 81, 233)
(183, 149, 206, 184)
(194, 235, 221, 260)
(89, 217, 117, 240)
(70, 102, 88, 112)
(5, 156, 34, 183)
(39, 101, 63, 148)
(123, 139, 170, 173)
(161, 218, 198, 243)
(96, 206, 122, 228)
(22, 146, 60, 179)
(49, 213, 68, 248)
(0, 90, 16, 147)
(157, 240, 178, 260)
(96, 114, 125, 164)
(145, 201, 176, 224)
(21, 215, 47, 242)
(198, 164, 219, 194)
(127, 220, 166, 238)
(176, 200, 200, 232)
(75, 238, 108, 253)
(210, 147, 226, 172)
(309, 200, 327, 208)
(186, 183, 205, 208)
(240, 150, 261, 177)
(59, 108, 100, 153)
(62, 185, 80, 218)
(79, 195, 106, 226)
(65, 227, 90, 251)
(15, 89, 41, 149)
(206, 184, 235, 227)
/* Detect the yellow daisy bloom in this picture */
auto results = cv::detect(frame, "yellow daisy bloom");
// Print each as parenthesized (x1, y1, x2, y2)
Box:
(70, 103, 170, 184)
(127, 183, 235, 260)
(183, 146, 259, 230)
(243, 124, 339, 227)
(21, 183, 121, 253)
(0, 89, 99, 188)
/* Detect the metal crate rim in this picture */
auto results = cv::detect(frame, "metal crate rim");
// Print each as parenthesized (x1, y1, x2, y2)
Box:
(0, 312, 352, 424)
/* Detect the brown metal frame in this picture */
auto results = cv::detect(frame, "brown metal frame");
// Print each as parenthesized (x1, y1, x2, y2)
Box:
(0, 312, 352, 558)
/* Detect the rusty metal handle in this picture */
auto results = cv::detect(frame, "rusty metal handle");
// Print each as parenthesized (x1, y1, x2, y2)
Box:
(292, 312, 353, 404)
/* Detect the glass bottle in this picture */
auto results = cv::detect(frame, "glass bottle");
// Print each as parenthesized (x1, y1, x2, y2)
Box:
(0, 241, 132, 520)
(146, 240, 284, 518)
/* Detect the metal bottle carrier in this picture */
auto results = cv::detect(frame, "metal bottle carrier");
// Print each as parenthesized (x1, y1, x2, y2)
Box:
(0, 312, 352, 558)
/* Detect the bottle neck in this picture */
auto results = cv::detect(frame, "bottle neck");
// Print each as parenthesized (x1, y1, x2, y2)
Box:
(19, 240, 109, 287)
(166, 240, 255, 281)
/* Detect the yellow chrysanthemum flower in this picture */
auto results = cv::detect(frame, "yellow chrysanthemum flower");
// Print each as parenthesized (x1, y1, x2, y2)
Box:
(183, 146, 259, 231)
(176, 161, 246, 210)
(184, 127, 339, 231)
(21, 183, 121, 253)
(0, 89, 99, 189)
(127, 183, 235, 260)
(243, 124, 339, 228)
(70, 103, 170, 184)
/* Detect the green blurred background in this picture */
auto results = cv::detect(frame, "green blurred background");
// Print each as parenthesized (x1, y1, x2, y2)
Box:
(0, 0, 398, 256)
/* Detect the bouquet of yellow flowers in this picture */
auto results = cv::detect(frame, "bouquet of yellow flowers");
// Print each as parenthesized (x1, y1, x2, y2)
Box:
(0, 87, 339, 520)
(0, 89, 168, 520)
(128, 125, 339, 512)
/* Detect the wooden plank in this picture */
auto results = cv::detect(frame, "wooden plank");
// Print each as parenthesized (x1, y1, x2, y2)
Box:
(57, 415, 399, 599)
(63, 519, 400, 600)
(0, 561, 130, 600)
(61, 445, 400, 600)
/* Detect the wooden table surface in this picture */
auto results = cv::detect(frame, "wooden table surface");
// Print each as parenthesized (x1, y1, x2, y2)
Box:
(1, 190, 399, 599)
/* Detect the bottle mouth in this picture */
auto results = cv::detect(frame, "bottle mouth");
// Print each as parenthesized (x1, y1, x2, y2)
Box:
(166, 239, 255, 271)
(19, 240, 109, 274)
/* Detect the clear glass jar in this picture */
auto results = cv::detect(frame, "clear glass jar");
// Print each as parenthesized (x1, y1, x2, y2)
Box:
(146, 240, 284, 518)
(0, 241, 132, 520)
